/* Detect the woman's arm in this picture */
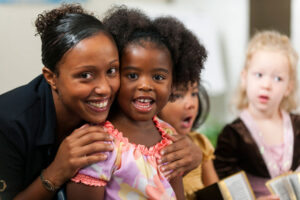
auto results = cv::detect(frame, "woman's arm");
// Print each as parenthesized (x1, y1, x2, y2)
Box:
(0, 131, 28, 200)
(201, 160, 219, 186)
(12, 125, 113, 200)
(158, 134, 202, 180)
(66, 182, 105, 200)
(169, 175, 185, 200)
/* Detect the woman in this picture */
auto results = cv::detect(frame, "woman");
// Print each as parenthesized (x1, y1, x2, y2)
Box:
(0, 4, 202, 200)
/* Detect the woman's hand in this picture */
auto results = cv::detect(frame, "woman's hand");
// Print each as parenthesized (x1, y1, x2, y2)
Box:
(43, 124, 114, 188)
(158, 134, 202, 180)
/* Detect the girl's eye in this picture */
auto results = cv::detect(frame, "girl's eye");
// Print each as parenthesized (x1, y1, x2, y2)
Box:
(171, 93, 183, 100)
(153, 74, 165, 81)
(127, 73, 138, 80)
(80, 72, 93, 79)
(274, 76, 282, 82)
(192, 92, 198, 97)
(107, 67, 119, 76)
(255, 72, 263, 78)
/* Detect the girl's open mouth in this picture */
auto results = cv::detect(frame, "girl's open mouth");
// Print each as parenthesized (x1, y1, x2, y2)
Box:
(132, 97, 154, 112)
(181, 116, 193, 128)
(259, 95, 269, 103)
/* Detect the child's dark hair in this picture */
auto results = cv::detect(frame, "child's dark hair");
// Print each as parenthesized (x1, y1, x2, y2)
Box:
(193, 83, 210, 129)
(35, 3, 111, 72)
(103, 6, 207, 87)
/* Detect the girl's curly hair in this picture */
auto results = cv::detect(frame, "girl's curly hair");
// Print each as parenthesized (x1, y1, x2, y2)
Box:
(103, 6, 207, 87)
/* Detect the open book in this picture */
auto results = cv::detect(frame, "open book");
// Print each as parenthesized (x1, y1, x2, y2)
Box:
(196, 171, 256, 200)
(266, 172, 300, 200)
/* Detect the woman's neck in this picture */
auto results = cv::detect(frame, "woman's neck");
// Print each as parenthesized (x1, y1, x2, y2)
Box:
(52, 90, 82, 140)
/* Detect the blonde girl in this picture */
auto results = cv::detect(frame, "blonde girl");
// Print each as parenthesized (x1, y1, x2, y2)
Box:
(214, 30, 300, 199)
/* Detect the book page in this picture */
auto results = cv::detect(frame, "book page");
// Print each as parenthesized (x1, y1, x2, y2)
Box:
(220, 172, 255, 200)
(287, 173, 300, 200)
(266, 176, 295, 200)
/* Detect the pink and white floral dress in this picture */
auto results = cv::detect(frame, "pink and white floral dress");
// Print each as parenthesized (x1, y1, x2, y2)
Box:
(71, 116, 177, 200)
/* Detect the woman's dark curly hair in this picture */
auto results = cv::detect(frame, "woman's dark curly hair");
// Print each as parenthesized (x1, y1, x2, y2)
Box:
(103, 6, 207, 87)
(35, 3, 111, 72)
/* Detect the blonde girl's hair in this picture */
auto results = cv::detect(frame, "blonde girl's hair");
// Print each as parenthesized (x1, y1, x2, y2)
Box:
(234, 30, 299, 112)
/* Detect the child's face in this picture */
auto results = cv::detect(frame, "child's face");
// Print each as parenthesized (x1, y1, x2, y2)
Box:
(243, 50, 292, 115)
(159, 82, 199, 135)
(117, 42, 173, 121)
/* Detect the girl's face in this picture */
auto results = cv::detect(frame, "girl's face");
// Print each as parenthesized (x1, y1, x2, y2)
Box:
(45, 32, 120, 124)
(159, 82, 199, 135)
(242, 50, 292, 115)
(117, 42, 173, 122)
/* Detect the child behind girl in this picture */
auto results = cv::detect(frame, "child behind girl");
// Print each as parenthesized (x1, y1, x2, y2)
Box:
(67, 6, 207, 200)
(214, 30, 300, 199)
(158, 82, 219, 200)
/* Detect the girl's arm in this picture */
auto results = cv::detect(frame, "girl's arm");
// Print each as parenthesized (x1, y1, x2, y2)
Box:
(169, 176, 185, 200)
(66, 182, 105, 200)
(202, 160, 219, 186)
(214, 125, 241, 179)
(159, 134, 202, 180)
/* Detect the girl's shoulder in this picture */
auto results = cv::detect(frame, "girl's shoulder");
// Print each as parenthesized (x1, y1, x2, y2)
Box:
(154, 116, 178, 136)
(218, 117, 251, 140)
(103, 120, 127, 141)
(220, 117, 244, 132)
(290, 113, 300, 123)
(189, 131, 212, 146)
(189, 131, 215, 161)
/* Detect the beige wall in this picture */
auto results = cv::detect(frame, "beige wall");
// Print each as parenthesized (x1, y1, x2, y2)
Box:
(0, 0, 249, 124)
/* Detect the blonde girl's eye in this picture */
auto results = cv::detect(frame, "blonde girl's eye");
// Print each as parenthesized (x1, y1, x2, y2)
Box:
(274, 76, 282, 82)
(255, 72, 263, 78)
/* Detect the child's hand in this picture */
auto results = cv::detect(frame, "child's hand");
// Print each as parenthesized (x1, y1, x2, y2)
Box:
(43, 124, 114, 188)
(158, 134, 202, 180)
(257, 195, 280, 200)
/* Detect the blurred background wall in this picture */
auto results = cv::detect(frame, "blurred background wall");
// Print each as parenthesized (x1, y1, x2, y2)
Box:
(0, 0, 299, 145)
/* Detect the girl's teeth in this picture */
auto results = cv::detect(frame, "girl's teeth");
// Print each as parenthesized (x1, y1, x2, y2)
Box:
(137, 99, 151, 103)
(89, 101, 108, 108)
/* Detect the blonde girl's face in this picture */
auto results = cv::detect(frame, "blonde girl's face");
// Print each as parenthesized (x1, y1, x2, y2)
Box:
(159, 82, 199, 135)
(242, 50, 292, 115)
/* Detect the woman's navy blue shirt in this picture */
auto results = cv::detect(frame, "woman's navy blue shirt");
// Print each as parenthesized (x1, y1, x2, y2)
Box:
(0, 75, 57, 199)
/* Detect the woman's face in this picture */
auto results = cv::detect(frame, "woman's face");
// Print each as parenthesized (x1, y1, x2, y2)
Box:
(159, 82, 199, 135)
(46, 32, 120, 125)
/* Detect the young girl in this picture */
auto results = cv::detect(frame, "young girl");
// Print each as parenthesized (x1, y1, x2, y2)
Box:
(159, 82, 219, 200)
(214, 30, 300, 199)
(66, 7, 207, 200)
